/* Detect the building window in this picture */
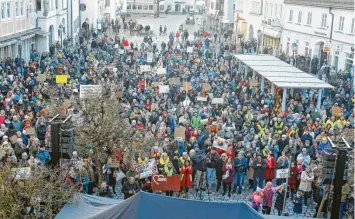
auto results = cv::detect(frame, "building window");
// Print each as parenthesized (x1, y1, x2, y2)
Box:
(1, 2, 5, 19)
(338, 16, 344, 31)
(321, 13, 327, 28)
(20, 0, 23, 16)
(138, 5, 142, 10)
(257, 2, 260, 14)
(55, 0, 58, 9)
(265, 3, 268, 16)
(143, 5, 148, 10)
(159, 5, 163, 10)
(351, 18, 355, 33)
(149, 5, 153, 10)
(269, 4, 272, 17)
(7, 1, 11, 18)
(279, 4, 282, 18)
(127, 4, 131, 9)
(298, 11, 302, 23)
(274, 4, 277, 17)
(132, 4, 136, 10)
(307, 12, 312, 25)
(210, 2, 214, 10)
(233, 3, 235, 10)
(15, 1, 18, 16)
(288, 10, 293, 22)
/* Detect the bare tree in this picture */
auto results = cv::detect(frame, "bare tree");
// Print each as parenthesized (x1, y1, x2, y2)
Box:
(75, 97, 158, 185)
(0, 165, 76, 218)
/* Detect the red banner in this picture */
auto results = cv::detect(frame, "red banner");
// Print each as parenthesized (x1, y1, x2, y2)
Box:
(151, 175, 181, 191)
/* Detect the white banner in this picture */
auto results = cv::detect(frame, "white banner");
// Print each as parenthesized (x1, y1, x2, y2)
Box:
(212, 98, 224, 104)
(80, 85, 102, 99)
(197, 96, 208, 101)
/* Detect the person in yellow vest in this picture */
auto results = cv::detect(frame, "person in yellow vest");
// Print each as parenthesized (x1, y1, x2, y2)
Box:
(256, 121, 266, 138)
(288, 124, 299, 137)
(325, 116, 335, 128)
(274, 117, 284, 134)
(164, 161, 177, 196)
(158, 152, 170, 173)
(137, 152, 149, 165)
(179, 152, 191, 167)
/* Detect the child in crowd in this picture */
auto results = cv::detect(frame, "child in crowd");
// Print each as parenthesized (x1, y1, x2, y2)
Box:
(251, 187, 264, 211)
(292, 191, 303, 217)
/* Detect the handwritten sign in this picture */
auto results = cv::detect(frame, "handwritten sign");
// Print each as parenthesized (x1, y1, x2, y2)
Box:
(152, 82, 162, 87)
(202, 83, 211, 91)
(187, 47, 193, 53)
(56, 75, 68, 84)
(157, 68, 166, 75)
(79, 85, 102, 99)
(159, 85, 169, 93)
(174, 127, 186, 141)
(140, 65, 151, 72)
(37, 74, 46, 82)
(212, 98, 224, 104)
(183, 82, 192, 90)
(197, 96, 208, 101)
(249, 79, 258, 87)
(276, 169, 289, 179)
(169, 77, 181, 85)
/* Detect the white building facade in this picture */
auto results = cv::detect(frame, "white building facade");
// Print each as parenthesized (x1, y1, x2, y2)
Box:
(281, 0, 354, 72)
(126, 0, 156, 14)
(234, 0, 284, 55)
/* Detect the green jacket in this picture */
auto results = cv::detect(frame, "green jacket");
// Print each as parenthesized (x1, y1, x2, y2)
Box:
(191, 116, 201, 129)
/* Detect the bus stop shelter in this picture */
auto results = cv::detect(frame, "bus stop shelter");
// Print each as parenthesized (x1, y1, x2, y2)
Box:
(234, 55, 334, 112)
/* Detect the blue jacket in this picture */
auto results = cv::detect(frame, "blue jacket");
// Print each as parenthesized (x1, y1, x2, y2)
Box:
(234, 157, 247, 173)
(36, 150, 51, 164)
(301, 134, 313, 145)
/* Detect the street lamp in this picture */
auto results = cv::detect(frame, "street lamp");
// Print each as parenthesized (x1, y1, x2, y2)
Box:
(58, 24, 64, 49)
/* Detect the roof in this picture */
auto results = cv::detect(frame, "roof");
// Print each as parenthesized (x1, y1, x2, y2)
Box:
(56, 192, 265, 219)
(0, 27, 48, 47)
(234, 54, 334, 89)
(284, 0, 354, 9)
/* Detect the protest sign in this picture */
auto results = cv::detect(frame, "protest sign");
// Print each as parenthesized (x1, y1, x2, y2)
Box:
(107, 157, 120, 168)
(114, 44, 119, 48)
(56, 75, 68, 84)
(134, 51, 142, 57)
(80, 85, 102, 99)
(276, 169, 289, 179)
(134, 159, 158, 179)
(178, 116, 186, 124)
(202, 83, 211, 91)
(60, 159, 83, 170)
(183, 82, 192, 90)
(157, 68, 166, 75)
(140, 65, 151, 72)
(152, 82, 162, 87)
(37, 74, 46, 82)
(25, 127, 36, 135)
(159, 85, 169, 93)
(183, 97, 191, 107)
(187, 47, 193, 53)
(174, 127, 186, 141)
(119, 49, 124, 54)
(332, 106, 343, 117)
(12, 167, 31, 180)
(213, 137, 228, 151)
(212, 98, 224, 104)
(152, 175, 181, 191)
(197, 96, 208, 102)
(147, 53, 153, 63)
(249, 79, 258, 87)
(169, 77, 181, 85)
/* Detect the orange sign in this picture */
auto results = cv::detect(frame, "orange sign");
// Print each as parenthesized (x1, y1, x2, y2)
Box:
(151, 174, 181, 191)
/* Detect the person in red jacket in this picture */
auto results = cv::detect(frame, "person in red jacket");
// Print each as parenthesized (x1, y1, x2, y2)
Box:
(264, 152, 277, 182)
(180, 160, 193, 198)
(288, 162, 299, 197)
(175, 31, 180, 42)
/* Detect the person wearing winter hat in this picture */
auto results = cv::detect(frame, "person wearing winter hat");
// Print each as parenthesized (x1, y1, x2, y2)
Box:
(251, 187, 264, 211)
(261, 181, 283, 215)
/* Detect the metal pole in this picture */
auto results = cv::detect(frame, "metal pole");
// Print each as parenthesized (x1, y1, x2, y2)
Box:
(260, 0, 266, 54)
(282, 156, 292, 214)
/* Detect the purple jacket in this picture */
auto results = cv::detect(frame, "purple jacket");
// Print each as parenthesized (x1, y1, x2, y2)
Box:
(222, 163, 234, 183)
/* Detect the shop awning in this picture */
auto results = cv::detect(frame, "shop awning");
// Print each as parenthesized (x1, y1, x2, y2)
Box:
(234, 54, 334, 89)
(263, 28, 281, 38)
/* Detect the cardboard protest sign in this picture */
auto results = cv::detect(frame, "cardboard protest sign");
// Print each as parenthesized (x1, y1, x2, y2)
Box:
(169, 77, 181, 85)
(152, 175, 181, 191)
(37, 74, 46, 82)
(212, 98, 224, 104)
(80, 85, 102, 99)
(152, 82, 162, 87)
(187, 47, 193, 53)
(159, 85, 169, 93)
(183, 82, 192, 90)
(249, 79, 258, 87)
(56, 75, 68, 84)
(174, 127, 186, 141)
(107, 157, 120, 168)
(212, 137, 228, 151)
(202, 83, 211, 91)
(12, 167, 31, 180)
(9, 135, 18, 144)
(276, 169, 289, 179)
(25, 128, 36, 135)
(116, 91, 123, 98)
(197, 96, 208, 101)
(134, 51, 142, 57)
(157, 68, 166, 75)
(140, 65, 151, 72)
(133, 159, 158, 179)
(332, 106, 343, 117)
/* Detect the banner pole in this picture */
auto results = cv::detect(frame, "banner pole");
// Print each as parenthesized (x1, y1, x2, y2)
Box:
(282, 156, 292, 214)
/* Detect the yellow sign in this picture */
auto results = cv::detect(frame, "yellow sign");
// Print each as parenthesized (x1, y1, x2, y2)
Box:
(323, 47, 331, 52)
(56, 75, 68, 84)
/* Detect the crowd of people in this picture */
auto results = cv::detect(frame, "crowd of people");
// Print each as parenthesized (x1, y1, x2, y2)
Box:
(0, 15, 353, 218)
